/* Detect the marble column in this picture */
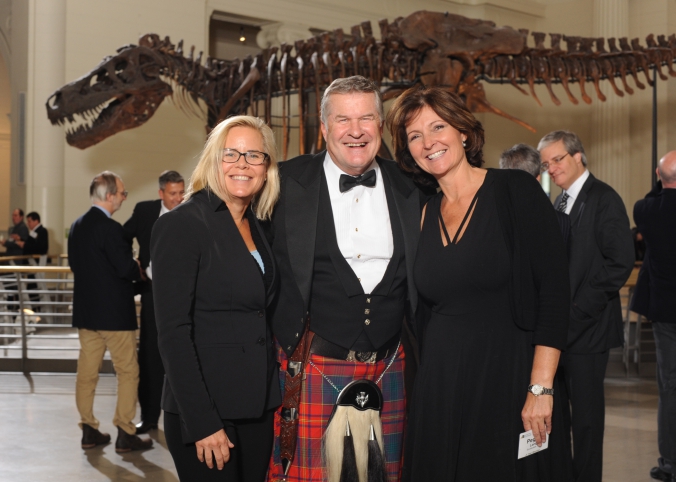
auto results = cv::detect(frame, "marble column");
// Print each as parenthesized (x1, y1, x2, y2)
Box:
(27, 0, 66, 254)
(590, 0, 630, 209)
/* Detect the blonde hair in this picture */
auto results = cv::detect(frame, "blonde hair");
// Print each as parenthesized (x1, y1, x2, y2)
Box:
(184, 116, 280, 220)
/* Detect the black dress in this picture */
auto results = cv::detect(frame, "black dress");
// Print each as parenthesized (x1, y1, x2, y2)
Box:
(403, 170, 568, 481)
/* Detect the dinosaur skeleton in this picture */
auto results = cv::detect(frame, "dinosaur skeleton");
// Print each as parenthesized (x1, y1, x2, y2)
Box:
(46, 10, 676, 156)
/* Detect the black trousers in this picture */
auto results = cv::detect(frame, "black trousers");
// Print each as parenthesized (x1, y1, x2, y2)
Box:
(164, 410, 274, 482)
(138, 289, 165, 424)
(557, 350, 609, 482)
(653, 322, 676, 472)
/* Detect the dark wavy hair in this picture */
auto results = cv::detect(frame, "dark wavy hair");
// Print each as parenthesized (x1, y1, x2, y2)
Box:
(386, 86, 485, 188)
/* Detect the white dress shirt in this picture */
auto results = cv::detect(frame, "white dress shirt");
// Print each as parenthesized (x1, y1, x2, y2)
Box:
(560, 169, 590, 215)
(323, 154, 393, 295)
(146, 201, 171, 280)
(29, 223, 42, 239)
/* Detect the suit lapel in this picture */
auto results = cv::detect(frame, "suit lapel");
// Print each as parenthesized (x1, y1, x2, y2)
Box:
(286, 152, 323, 308)
(252, 217, 277, 303)
(378, 158, 420, 314)
(569, 175, 594, 227)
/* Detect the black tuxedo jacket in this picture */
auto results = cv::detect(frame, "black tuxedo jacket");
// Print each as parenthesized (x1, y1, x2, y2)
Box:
(632, 184, 676, 323)
(269, 151, 425, 357)
(22, 225, 48, 256)
(151, 189, 280, 443)
(554, 173, 634, 353)
(123, 199, 162, 270)
(68, 207, 141, 330)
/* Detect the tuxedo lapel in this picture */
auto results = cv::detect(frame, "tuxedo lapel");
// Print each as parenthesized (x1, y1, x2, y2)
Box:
(378, 159, 420, 314)
(285, 152, 323, 308)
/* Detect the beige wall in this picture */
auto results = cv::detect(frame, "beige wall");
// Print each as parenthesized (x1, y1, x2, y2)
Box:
(2, 0, 672, 253)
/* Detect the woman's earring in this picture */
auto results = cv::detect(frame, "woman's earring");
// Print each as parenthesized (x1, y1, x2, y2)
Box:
(462, 140, 467, 148)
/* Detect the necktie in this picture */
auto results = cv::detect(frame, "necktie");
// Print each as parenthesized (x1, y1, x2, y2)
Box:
(557, 192, 569, 213)
(339, 170, 377, 193)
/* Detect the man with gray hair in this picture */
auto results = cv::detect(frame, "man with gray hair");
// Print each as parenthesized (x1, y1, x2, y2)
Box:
(499, 143, 570, 244)
(69, 171, 152, 453)
(632, 151, 676, 482)
(539, 131, 634, 482)
(267, 76, 425, 481)
(124, 170, 184, 434)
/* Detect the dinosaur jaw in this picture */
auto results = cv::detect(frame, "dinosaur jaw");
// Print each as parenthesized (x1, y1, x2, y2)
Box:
(48, 82, 172, 149)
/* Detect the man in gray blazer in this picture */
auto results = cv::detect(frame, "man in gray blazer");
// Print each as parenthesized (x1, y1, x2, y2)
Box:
(539, 131, 634, 482)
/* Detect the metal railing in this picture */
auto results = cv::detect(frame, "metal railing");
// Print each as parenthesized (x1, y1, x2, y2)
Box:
(0, 256, 138, 373)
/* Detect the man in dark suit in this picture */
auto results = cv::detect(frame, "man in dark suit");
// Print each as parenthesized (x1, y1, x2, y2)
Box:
(16, 212, 48, 256)
(267, 76, 424, 481)
(69, 171, 152, 453)
(1, 208, 29, 256)
(499, 143, 571, 245)
(633, 151, 676, 482)
(124, 170, 184, 434)
(539, 131, 634, 482)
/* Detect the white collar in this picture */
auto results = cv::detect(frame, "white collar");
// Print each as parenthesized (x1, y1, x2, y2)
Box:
(29, 223, 41, 234)
(564, 169, 590, 201)
(159, 201, 171, 217)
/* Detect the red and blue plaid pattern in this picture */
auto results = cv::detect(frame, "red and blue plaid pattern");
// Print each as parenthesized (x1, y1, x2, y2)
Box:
(267, 344, 406, 482)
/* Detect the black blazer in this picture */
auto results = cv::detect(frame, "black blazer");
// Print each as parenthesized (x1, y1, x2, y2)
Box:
(68, 207, 141, 330)
(151, 189, 280, 443)
(268, 151, 425, 357)
(632, 184, 676, 323)
(554, 173, 634, 353)
(123, 199, 162, 270)
(22, 225, 49, 256)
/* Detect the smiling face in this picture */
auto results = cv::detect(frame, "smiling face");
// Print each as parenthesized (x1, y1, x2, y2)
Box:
(159, 181, 185, 211)
(321, 92, 382, 176)
(540, 140, 585, 191)
(221, 126, 268, 205)
(405, 105, 467, 180)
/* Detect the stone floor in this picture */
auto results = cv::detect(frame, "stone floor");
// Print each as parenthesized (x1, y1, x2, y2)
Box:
(0, 372, 661, 481)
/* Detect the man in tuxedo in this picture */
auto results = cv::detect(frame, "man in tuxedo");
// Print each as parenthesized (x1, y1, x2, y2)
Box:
(539, 131, 634, 482)
(1, 208, 29, 257)
(633, 151, 676, 482)
(267, 76, 424, 482)
(124, 170, 184, 434)
(499, 143, 570, 245)
(16, 212, 48, 256)
(69, 171, 152, 453)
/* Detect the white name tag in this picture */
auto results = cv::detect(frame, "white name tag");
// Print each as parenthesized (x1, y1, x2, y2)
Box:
(517, 430, 549, 459)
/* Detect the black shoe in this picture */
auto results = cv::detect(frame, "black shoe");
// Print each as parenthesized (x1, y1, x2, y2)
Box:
(81, 423, 111, 449)
(651, 466, 675, 481)
(134, 420, 158, 434)
(115, 427, 153, 453)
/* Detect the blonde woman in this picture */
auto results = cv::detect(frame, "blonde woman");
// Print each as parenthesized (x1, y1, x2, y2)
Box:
(151, 115, 281, 481)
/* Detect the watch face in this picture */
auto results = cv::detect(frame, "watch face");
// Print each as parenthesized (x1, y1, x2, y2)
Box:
(531, 384, 543, 395)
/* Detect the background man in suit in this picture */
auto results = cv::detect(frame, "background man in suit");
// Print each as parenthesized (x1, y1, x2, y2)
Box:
(124, 170, 184, 434)
(16, 212, 48, 256)
(499, 143, 570, 245)
(633, 151, 676, 482)
(1, 208, 29, 257)
(69, 171, 152, 453)
(539, 131, 634, 482)
(267, 76, 424, 482)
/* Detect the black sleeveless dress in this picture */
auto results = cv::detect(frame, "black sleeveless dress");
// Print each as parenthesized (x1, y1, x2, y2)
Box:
(403, 170, 568, 481)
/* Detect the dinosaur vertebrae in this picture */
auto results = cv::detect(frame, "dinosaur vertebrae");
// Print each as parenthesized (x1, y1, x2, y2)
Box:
(480, 32, 676, 107)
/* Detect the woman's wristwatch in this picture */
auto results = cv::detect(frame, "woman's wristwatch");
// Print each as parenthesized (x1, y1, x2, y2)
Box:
(528, 384, 554, 396)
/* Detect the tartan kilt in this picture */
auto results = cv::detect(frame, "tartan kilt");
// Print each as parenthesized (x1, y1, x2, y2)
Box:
(267, 342, 406, 482)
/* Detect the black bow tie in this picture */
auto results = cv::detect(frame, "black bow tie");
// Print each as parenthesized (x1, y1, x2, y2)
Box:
(339, 170, 377, 193)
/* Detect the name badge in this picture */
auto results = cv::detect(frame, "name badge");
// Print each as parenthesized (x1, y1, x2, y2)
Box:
(517, 430, 549, 459)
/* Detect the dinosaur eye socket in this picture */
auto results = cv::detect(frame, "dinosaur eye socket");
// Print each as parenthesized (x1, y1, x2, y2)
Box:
(115, 61, 128, 75)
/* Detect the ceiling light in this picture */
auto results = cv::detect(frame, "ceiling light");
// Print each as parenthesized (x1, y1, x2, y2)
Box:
(239, 27, 246, 42)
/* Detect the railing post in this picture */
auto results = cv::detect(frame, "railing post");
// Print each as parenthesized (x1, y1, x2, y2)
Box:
(16, 272, 27, 373)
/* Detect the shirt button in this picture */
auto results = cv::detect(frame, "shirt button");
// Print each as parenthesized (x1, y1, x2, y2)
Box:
(356, 198, 359, 203)
(295, 333, 299, 338)
(365, 309, 370, 314)
(358, 278, 361, 282)
(287, 345, 292, 351)
(366, 298, 371, 303)
(357, 254, 361, 259)
(300, 317, 304, 322)
(258, 311, 264, 317)
(365, 319, 371, 325)
(355, 228, 358, 232)
(257, 337, 266, 345)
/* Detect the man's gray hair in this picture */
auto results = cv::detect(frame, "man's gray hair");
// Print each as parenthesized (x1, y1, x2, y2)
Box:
(537, 130, 587, 166)
(499, 144, 542, 178)
(320, 76, 383, 125)
(90, 171, 121, 202)
(159, 170, 184, 190)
